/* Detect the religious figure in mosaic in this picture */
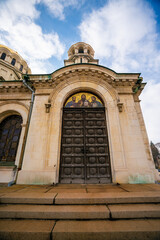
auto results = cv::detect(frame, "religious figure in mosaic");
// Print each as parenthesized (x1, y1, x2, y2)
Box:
(65, 92, 103, 108)
(77, 94, 91, 107)
(91, 96, 102, 107)
(65, 96, 77, 108)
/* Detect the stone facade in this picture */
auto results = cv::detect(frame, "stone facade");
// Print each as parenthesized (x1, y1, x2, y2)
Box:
(0, 42, 158, 184)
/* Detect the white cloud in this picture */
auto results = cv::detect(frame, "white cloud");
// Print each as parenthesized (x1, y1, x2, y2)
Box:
(79, 0, 159, 73)
(0, 0, 65, 73)
(40, 0, 84, 20)
(141, 81, 160, 143)
(79, 0, 160, 143)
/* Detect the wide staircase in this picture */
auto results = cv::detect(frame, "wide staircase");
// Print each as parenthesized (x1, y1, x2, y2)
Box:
(0, 183, 160, 240)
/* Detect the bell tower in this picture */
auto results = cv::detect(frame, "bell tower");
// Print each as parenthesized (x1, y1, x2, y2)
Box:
(64, 42, 99, 66)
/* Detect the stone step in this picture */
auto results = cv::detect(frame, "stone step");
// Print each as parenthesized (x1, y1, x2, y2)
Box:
(1, 219, 159, 240)
(1, 191, 160, 205)
(55, 191, 160, 204)
(52, 219, 160, 240)
(0, 219, 55, 240)
(0, 203, 160, 220)
(0, 204, 109, 220)
(108, 203, 160, 219)
(0, 192, 56, 204)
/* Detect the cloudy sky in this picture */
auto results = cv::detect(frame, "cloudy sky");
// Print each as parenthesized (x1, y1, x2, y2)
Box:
(0, 0, 160, 143)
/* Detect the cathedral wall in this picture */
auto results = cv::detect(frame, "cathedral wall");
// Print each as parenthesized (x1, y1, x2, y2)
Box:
(1, 42, 158, 185)
(117, 94, 157, 183)
(17, 94, 56, 184)
(16, 72, 157, 184)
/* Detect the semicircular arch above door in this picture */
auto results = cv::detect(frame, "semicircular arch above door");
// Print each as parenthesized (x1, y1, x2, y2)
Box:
(64, 92, 104, 108)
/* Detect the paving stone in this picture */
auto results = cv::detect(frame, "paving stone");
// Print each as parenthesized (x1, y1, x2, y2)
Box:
(0, 192, 56, 204)
(145, 184, 160, 191)
(87, 188, 125, 193)
(55, 191, 160, 204)
(108, 204, 160, 219)
(52, 219, 160, 240)
(26, 185, 52, 188)
(0, 187, 22, 193)
(47, 188, 87, 193)
(86, 184, 121, 189)
(0, 219, 55, 240)
(54, 184, 86, 189)
(15, 187, 49, 193)
(120, 184, 158, 192)
(0, 204, 109, 219)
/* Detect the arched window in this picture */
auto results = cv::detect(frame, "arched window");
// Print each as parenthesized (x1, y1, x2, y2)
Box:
(19, 64, 23, 71)
(0, 53, 6, 60)
(11, 58, 16, 66)
(0, 115, 22, 163)
(78, 47, 84, 53)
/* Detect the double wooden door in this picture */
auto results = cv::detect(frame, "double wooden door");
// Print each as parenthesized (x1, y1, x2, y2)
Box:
(59, 108, 112, 183)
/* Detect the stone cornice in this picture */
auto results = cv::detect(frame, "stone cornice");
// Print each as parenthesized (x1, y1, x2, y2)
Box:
(0, 81, 30, 93)
(28, 65, 139, 90)
(0, 64, 143, 96)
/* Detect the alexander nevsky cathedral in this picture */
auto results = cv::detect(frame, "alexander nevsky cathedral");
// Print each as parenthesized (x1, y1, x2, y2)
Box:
(0, 42, 159, 185)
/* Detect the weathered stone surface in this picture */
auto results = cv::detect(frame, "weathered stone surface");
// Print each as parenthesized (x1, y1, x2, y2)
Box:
(108, 204, 160, 219)
(0, 204, 109, 219)
(0, 219, 55, 240)
(145, 184, 160, 191)
(0, 192, 56, 204)
(86, 184, 123, 189)
(52, 219, 160, 240)
(53, 184, 86, 189)
(87, 187, 125, 193)
(15, 187, 50, 193)
(0, 187, 23, 194)
(47, 188, 87, 193)
(55, 191, 160, 204)
(120, 184, 160, 192)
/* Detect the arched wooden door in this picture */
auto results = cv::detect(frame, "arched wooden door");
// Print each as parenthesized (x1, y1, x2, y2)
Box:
(0, 115, 22, 163)
(59, 92, 112, 184)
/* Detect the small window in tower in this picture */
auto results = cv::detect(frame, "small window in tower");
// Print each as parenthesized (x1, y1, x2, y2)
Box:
(19, 64, 23, 71)
(79, 47, 84, 53)
(0, 53, 6, 60)
(11, 58, 16, 66)
(72, 50, 75, 54)
(88, 50, 90, 54)
(80, 58, 82, 63)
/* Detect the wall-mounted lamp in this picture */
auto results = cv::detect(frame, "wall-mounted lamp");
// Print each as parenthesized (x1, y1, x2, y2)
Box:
(117, 103, 123, 112)
(45, 103, 51, 113)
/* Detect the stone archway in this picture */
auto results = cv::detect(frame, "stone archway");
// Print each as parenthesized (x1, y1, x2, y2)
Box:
(45, 71, 126, 184)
